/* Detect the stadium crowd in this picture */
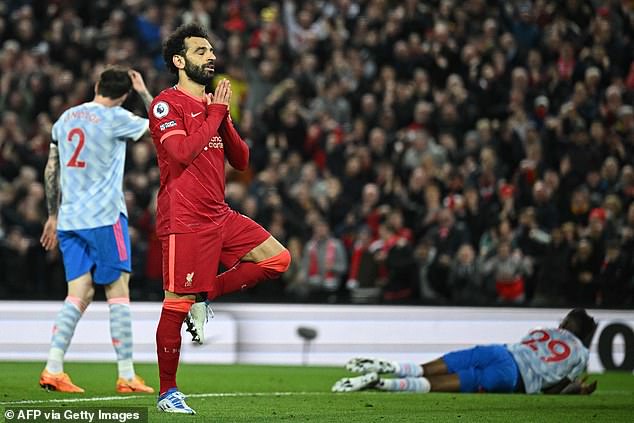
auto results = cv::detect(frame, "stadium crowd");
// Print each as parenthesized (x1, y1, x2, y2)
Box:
(0, 0, 633, 307)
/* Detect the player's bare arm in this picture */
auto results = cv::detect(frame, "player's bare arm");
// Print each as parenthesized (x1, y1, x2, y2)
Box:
(128, 70, 153, 111)
(548, 376, 598, 395)
(41, 143, 60, 251)
(542, 377, 572, 394)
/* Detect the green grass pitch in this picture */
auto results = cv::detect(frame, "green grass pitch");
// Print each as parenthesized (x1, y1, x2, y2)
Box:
(0, 362, 632, 422)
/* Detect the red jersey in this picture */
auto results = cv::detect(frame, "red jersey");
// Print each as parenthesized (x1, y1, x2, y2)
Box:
(149, 86, 249, 237)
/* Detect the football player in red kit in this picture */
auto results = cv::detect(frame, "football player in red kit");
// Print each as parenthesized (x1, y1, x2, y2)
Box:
(149, 23, 290, 414)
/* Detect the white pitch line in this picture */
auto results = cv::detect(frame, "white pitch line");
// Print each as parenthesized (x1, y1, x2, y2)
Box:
(0, 395, 145, 405)
(1, 390, 630, 406)
(0, 392, 328, 406)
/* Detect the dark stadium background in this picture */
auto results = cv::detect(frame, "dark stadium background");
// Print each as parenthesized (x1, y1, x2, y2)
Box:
(0, 0, 632, 309)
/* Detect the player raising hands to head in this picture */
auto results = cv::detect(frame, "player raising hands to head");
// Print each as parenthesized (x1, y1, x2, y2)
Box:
(40, 67, 154, 394)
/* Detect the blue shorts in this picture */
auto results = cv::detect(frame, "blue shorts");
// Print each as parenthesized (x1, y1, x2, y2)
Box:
(57, 214, 131, 284)
(443, 345, 520, 393)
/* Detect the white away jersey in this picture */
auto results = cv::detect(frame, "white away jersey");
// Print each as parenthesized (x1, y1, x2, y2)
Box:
(52, 102, 148, 230)
(507, 328, 589, 394)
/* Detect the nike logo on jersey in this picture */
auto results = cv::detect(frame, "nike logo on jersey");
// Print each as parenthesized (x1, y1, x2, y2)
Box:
(191, 112, 202, 118)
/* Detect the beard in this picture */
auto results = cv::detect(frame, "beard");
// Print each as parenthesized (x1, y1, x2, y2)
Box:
(184, 58, 214, 86)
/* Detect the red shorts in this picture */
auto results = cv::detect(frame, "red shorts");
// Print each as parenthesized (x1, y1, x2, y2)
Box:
(161, 210, 270, 294)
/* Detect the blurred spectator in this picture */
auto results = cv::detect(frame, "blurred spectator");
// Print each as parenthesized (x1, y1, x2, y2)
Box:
(380, 221, 417, 303)
(447, 244, 484, 305)
(567, 238, 600, 306)
(425, 208, 470, 300)
(283, 0, 328, 54)
(531, 226, 571, 307)
(280, 236, 303, 296)
(598, 239, 632, 308)
(345, 225, 380, 303)
(531, 181, 559, 231)
(292, 219, 347, 302)
(482, 240, 531, 305)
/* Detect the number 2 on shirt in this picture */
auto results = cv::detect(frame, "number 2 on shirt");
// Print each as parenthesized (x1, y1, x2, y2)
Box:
(66, 127, 86, 168)
(522, 330, 571, 363)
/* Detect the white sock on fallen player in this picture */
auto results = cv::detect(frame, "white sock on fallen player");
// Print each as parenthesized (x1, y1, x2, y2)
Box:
(392, 361, 424, 377)
(378, 377, 431, 393)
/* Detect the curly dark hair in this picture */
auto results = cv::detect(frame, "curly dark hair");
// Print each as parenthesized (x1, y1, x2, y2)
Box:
(561, 308, 598, 348)
(163, 23, 210, 74)
(96, 66, 131, 99)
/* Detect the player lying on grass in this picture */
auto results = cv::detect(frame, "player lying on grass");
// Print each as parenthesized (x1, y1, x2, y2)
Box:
(333, 308, 598, 395)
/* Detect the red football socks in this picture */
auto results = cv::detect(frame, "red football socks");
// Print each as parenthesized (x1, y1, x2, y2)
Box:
(216, 261, 268, 297)
(211, 250, 291, 299)
(156, 298, 193, 394)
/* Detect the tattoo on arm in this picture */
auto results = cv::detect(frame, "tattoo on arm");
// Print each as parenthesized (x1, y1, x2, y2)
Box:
(44, 144, 60, 216)
(139, 91, 154, 112)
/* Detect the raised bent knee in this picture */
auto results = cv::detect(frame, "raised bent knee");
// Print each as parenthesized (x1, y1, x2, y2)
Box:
(258, 249, 291, 277)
